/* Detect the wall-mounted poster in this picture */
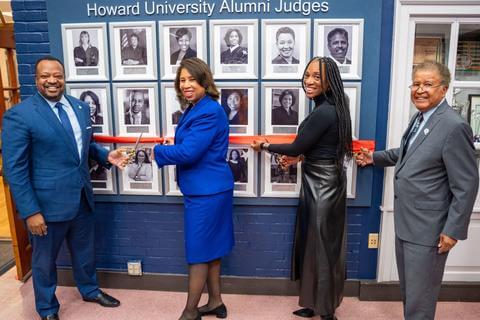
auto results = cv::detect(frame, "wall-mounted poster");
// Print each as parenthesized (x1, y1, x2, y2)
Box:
(118, 144, 161, 195)
(159, 20, 207, 80)
(227, 146, 256, 197)
(66, 83, 112, 135)
(262, 82, 308, 135)
(262, 19, 310, 79)
(210, 19, 258, 79)
(217, 82, 257, 136)
(261, 152, 301, 197)
(88, 144, 116, 194)
(61, 23, 108, 81)
(161, 82, 187, 138)
(110, 21, 157, 80)
(314, 19, 364, 80)
(113, 83, 159, 137)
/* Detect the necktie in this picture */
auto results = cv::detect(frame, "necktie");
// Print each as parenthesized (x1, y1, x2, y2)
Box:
(54, 102, 77, 150)
(403, 112, 424, 155)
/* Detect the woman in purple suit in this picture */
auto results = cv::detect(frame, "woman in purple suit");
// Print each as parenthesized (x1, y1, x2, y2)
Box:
(153, 58, 234, 320)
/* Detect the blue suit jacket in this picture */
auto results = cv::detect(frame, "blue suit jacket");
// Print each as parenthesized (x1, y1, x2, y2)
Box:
(2, 93, 110, 222)
(154, 95, 233, 195)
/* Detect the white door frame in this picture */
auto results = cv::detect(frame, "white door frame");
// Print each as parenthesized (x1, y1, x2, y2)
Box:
(377, 0, 480, 282)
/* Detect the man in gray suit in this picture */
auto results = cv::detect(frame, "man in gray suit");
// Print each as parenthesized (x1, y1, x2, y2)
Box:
(356, 61, 478, 320)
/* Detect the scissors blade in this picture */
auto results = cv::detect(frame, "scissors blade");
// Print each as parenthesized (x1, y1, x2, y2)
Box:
(132, 133, 143, 153)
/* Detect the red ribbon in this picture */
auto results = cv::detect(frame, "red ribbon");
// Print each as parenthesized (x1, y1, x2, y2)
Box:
(94, 135, 375, 153)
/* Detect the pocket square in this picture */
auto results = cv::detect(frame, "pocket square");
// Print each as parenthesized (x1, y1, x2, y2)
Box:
(86, 126, 92, 129)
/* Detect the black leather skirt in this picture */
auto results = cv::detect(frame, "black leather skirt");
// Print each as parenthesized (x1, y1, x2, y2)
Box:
(291, 158, 347, 316)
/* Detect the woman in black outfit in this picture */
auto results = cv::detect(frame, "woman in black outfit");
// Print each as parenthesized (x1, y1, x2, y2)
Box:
(252, 57, 352, 320)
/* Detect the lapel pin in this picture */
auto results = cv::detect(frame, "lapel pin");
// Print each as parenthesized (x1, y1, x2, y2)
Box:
(424, 128, 429, 135)
(78, 105, 82, 109)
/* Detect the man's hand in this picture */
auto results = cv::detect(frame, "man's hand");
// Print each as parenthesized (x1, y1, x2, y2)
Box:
(355, 147, 373, 167)
(108, 147, 131, 169)
(438, 233, 457, 254)
(26, 213, 47, 236)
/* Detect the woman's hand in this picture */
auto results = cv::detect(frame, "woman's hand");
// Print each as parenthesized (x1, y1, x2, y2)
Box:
(279, 155, 303, 171)
(251, 140, 264, 152)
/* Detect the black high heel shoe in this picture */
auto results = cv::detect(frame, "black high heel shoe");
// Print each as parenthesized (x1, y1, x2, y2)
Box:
(198, 303, 227, 318)
(293, 308, 315, 318)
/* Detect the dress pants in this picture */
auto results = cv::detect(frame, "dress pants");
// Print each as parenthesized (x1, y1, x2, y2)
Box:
(30, 192, 100, 317)
(395, 236, 449, 320)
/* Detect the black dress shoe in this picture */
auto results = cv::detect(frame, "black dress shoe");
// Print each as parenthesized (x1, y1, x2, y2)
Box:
(198, 303, 227, 318)
(293, 308, 315, 318)
(83, 290, 120, 307)
(42, 314, 59, 320)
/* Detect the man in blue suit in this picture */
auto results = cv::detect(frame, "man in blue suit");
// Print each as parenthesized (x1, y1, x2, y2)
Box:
(2, 56, 128, 320)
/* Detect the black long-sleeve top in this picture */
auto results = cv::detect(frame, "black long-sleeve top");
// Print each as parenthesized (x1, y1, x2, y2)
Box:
(268, 94, 338, 160)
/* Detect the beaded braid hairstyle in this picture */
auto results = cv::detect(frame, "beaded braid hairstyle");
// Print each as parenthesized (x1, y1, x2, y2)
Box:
(302, 56, 353, 166)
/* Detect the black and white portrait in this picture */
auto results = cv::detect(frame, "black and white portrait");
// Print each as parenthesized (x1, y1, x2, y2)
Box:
(61, 23, 108, 81)
(110, 22, 157, 80)
(262, 20, 310, 79)
(169, 27, 197, 65)
(271, 88, 299, 126)
(324, 26, 353, 65)
(67, 84, 111, 135)
(89, 158, 107, 181)
(172, 101, 189, 125)
(123, 89, 150, 125)
(72, 30, 99, 67)
(227, 148, 248, 183)
(127, 148, 153, 182)
(272, 26, 299, 65)
(210, 20, 258, 79)
(120, 28, 147, 66)
(270, 154, 297, 184)
(221, 89, 248, 125)
(315, 20, 363, 80)
(220, 27, 248, 64)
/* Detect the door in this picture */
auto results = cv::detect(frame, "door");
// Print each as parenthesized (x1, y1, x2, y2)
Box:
(0, 12, 32, 281)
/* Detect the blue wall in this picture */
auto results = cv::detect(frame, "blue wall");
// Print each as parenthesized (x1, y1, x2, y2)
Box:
(11, 0, 394, 279)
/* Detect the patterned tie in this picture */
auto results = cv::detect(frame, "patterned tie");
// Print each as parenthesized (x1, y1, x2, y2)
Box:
(403, 112, 424, 156)
(54, 102, 77, 150)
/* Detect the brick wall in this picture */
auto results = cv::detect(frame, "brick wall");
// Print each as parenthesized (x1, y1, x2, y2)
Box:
(12, 0, 366, 279)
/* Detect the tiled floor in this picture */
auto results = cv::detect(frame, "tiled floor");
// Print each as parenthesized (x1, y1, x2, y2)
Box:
(0, 267, 479, 320)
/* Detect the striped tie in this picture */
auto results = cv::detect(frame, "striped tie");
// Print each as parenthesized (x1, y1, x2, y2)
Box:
(55, 102, 77, 150)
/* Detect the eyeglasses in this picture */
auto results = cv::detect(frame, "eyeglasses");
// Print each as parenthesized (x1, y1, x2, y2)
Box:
(408, 83, 444, 91)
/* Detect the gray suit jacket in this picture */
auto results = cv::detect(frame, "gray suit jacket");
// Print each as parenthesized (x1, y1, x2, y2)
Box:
(373, 101, 478, 246)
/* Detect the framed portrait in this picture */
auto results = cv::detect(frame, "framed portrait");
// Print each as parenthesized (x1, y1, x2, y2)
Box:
(210, 19, 258, 79)
(159, 20, 207, 80)
(346, 161, 357, 199)
(262, 82, 308, 135)
(118, 144, 162, 195)
(61, 23, 108, 81)
(113, 83, 159, 137)
(66, 83, 112, 135)
(161, 82, 187, 138)
(262, 19, 311, 79)
(89, 144, 116, 194)
(110, 21, 157, 80)
(218, 82, 257, 136)
(227, 145, 256, 197)
(314, 19, 364, 80)
(343, 82, 361, 140)
(261, 152, 301, 198)
(165, 164, 182, 196)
